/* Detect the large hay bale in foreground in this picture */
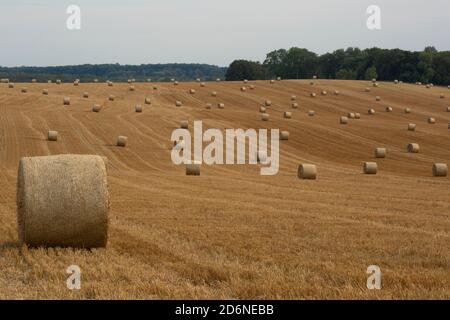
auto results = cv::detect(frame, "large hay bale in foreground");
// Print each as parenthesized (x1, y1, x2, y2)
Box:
(298, 164, 317, 180)
(432, 163, 448, 177)
(407, 143, 420, 153)
(17, 155, 109, 248)
(374, 148, 386, 158)
(48, 131, 58, 141)
(363, 162, 378, 174)
(116, 136, 128, 147)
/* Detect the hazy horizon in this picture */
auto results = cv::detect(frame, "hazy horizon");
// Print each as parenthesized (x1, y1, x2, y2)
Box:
(1, 0, 449, 68)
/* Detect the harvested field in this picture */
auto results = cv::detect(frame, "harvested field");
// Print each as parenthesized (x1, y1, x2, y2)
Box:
(0, 80, 448, 299)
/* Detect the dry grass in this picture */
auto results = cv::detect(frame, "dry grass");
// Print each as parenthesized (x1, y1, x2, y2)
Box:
(0, 80, 448, 299)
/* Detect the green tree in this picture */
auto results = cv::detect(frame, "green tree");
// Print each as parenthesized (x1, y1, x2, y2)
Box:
(225, 60, 264, 81)
(364, 66, 378, 80)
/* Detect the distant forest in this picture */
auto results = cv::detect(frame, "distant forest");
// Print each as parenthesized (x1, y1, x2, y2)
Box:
(0, 63, 226, 82)
(226, 46, 450, 86)
(1, 46, 449, 85)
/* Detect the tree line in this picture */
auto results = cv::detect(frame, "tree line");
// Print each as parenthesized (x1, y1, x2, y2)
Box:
(225, 47, 450, 85)
(0, 63, 226, 82)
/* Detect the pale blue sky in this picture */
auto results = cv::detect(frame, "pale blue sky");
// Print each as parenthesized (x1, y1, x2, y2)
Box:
(0, 0, 449, 67)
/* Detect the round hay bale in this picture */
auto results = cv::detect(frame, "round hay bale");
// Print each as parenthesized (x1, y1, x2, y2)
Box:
(116, 136, 128, 147)
(407, 143, 420, 153)
(321, 90, 327, 96)
(448, 122, 450, 129)
(372, 78, 377, 83)
(368, 108, 375, 115)
(313, 75, 317, 80)
(365, 87, 371, 92)
(31, 79, 37, 83)
(189, 89, 196, 94)
(298, 164, 317, 180)
(21, 87, 28, 93)
(264, 100, 272, 107)
(135, 104, 143, 113)
(211, 91, 217, 97)
(261, 113, 269, 121)
(292, 102, 299, 109)
(310, 92, 316, 98)
(250, 85, 255, 90)
(375, 96, 381, 101)
(354, 113, 361, 119)
(216, 78, 221, 82)
(47, 131, 58, 141)
(145, 98, 151, 105)
(48, 80, 52, 83)
(334, 90, 339, 95)
(243, 79, 248, 84)
(109, 95, 115, 101)
(17, 154, 109, 248)
(174, 81, 179, 86)
(426, 84, 431, 89)
(375, 148, 386, 158)
(205, 103, 212, 109)
(347, 112, 355, 119)
(279, 131, 289, 140)
(308, 110, 315, 117)
(175, 101, 182, 107)
(270, 80, 275, 84)
(218, 103, 225, 109)
(276, 77, 282, 81)
(363, 162, 378, 174)
(73, 80, 79, 86)
(340, 116, 349, 124)
(432, 163, 448, 177)
(171, 78, 175, 83)
(63, 97, 70, 105)
(56, 80, 62, 85)
(153, 86, 158, 90)
(180, 120, 188, 129)
(83, 92, 89, 98)
(129, 86, 135, 91)
(257, 151, 267, 163)
(92, 104, 102, 112)
(94, 79, 99, 83)
(428, 117, 436, 124)
(186, 162, 201, 176)
(385, 106, 393, 112)
(404, 108, 411, 114)
(408, 123, 416, 131)
(42, 89, 49, 95)
(259, 106, 267, 113)
(8, 83, 14, 88)
(291, 95, 297, 101)
(394, 80, 399, 84)
(127, 79, 132, 84)
(284, 111, 292, 119)
(446, 107, 450, 112)
(440, 94, 445, 99)
(196, 78, 201, 82)
(240, 87, 246, 92)
(200, 82, 206, 87)
(373, 82, 379, 87)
